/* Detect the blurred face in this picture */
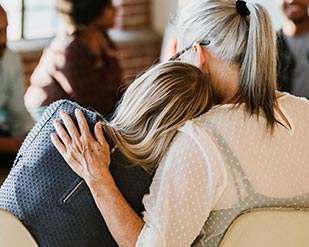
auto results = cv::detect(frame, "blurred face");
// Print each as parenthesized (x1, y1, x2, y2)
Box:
(95, 3, 117, 30)
(0, 8, 8, 58)
(277, 0, 309, 23)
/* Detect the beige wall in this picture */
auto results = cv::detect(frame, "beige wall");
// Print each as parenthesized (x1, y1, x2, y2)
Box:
(152, 0, 284, 34)
(152, 0, 177, 34)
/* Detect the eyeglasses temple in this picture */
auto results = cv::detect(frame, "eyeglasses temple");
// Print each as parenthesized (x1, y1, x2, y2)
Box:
(168, 40, 210, 61)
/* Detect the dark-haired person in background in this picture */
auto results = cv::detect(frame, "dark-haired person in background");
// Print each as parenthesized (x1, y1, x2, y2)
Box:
(0, 5, 33, 166)
(276, 0, 309, 98)
(24, 0, 123, 122)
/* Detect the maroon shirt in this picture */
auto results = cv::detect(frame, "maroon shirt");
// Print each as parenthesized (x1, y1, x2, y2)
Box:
(25, 32, 123, 117)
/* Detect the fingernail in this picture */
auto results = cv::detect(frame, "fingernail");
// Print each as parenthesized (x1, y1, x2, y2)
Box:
(96, 122, 102, 128)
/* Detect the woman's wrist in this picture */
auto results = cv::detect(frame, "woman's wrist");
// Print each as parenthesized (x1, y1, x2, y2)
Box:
(86, 168, 116, 194)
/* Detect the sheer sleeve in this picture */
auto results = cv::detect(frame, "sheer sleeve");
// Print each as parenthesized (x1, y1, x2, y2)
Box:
(136, 121, 228, 246)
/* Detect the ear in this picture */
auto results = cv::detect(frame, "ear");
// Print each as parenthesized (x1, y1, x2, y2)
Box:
(193, 43, 209, 70)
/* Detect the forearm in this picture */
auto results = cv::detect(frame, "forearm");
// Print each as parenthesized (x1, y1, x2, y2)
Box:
(0, 136, 23, 153)
(87, 175, 144, 247)
(52, 111, 144, 246)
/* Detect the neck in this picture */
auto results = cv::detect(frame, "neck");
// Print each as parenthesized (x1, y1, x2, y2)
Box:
(282, 17, 309, 36)
(211, 61, 239, 104)
(200, 48, 239, 104)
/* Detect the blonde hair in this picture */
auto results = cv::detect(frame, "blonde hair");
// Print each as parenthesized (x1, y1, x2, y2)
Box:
(102, 62, 213, 173)
(177, 0, 278, 130)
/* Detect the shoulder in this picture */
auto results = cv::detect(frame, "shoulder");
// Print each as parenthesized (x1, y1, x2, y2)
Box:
(278, 93, 309, 118)
(178, 119, 215, 146)
(276, 29, 290, 54)
(42, 34, 85, 65)
(276, 29, 285, 40)
(62, 35, 90, 60)
(45, 34, 80, 58)
(279, 93, 309, 106)
(276, 29, 287, 45)
(1, 48, 23, 74)
(3, 47, 21, 63)
(49, 33, 73, 50)
(176, 120, 227, 173)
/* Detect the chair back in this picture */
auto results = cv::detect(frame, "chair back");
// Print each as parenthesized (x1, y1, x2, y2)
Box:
(0, 208, 39, 247)
(218, 207, 309, 247)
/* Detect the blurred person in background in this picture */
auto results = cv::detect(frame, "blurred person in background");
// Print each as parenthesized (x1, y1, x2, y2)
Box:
(24, 0, 123, 122)
(0, 5, 33, 166)
(276, 0, 309, 98)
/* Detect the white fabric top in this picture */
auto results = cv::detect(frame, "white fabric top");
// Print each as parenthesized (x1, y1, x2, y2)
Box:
(0, 48, 33, 136)
(136, 93, 309, 246)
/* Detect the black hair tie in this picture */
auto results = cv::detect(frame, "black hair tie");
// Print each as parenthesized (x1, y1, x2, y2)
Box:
(236, 0, 250, 18)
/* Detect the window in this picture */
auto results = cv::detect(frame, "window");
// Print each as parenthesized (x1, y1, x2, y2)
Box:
(0, 0, 63, 41)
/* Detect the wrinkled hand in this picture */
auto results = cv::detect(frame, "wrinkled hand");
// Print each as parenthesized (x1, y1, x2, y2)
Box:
(51, 109, 111, 185)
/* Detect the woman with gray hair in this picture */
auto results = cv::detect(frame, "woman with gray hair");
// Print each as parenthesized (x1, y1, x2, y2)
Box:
(53, 0, 309, 246)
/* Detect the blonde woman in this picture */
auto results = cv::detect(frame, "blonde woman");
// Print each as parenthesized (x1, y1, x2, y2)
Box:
(52, 61, 213, 172)
(104, 61, 213, 173)
(53, 0, 309, 246)
(51, 59, 214, 237)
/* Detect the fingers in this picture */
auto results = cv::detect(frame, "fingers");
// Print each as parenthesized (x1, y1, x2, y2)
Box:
(60, 111, 80, 140)
(50, 132, 66, 155)
(51, 132, 84, 177)
(95, 123, 111, 167)
(58, 109, 94, 143)
(75, 109, 92, 140)
(94, 122, 106, 145)
(53, 119, 71, 146)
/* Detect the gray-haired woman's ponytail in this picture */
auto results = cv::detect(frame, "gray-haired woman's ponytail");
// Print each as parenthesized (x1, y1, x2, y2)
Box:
(177, 0, 278, 130)
(234, 2, 277, 130)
